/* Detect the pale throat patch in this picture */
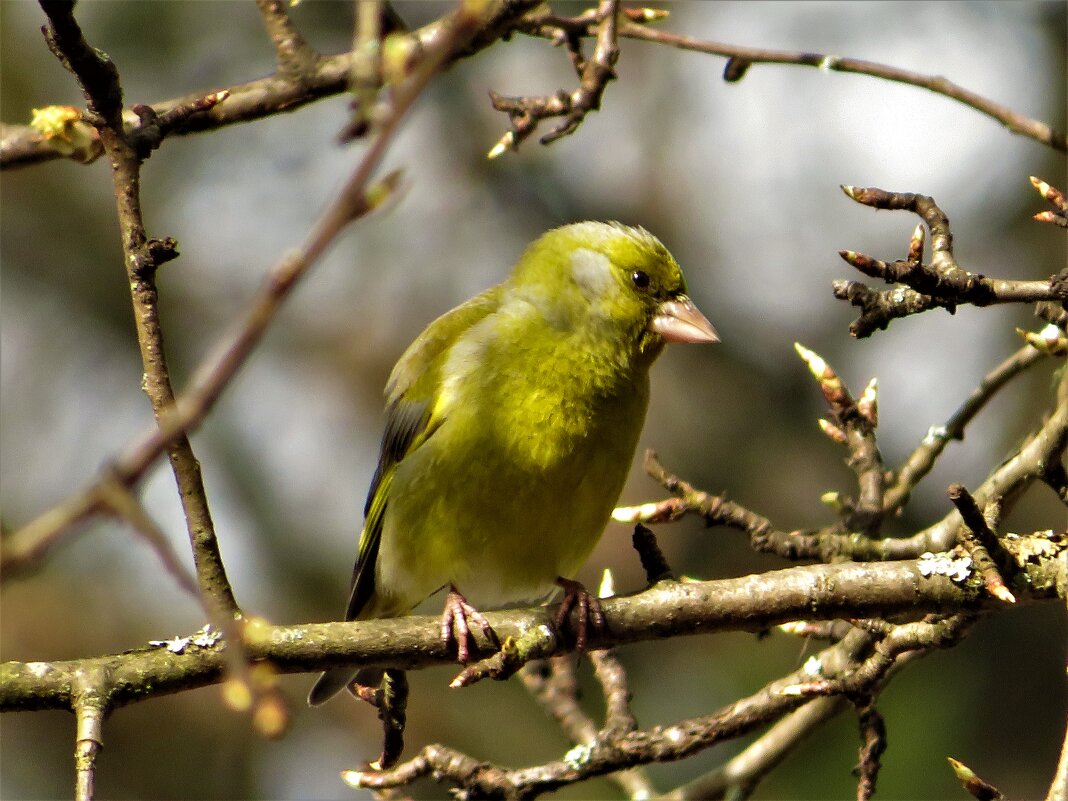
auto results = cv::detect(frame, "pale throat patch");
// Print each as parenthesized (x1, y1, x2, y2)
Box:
(570, 248, 616, 302)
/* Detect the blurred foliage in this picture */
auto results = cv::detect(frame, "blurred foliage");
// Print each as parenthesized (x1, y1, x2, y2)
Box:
(1, 1, 1066, 799)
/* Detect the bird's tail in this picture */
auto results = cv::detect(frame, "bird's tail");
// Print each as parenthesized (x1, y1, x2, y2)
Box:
(307, 666, 384, 706)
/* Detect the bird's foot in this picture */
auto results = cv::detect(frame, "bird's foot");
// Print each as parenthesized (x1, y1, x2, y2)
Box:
(351, 682, 380, 707)
(440, 585, 499, 663)
(553, 577, 605, 651)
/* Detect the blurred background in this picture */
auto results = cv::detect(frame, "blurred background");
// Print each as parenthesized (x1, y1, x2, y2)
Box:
(2, 1, 1065, 798)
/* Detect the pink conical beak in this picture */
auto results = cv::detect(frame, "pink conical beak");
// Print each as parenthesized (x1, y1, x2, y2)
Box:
(649, 296, 719, 344)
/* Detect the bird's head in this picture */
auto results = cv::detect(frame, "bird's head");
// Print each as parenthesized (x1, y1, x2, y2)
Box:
(509, 221, 718, 359)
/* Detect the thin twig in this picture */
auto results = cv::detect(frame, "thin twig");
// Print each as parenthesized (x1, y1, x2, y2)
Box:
(487, 0, 621, 155)
(794, 343, 885, 534)
(785, 614, 976, 700)
(641, 370, 1066, 561)
(1047, 592, 1068, 801)
(94, 474, 200, 600)
(520, 657, 595, 742)
(521, 653, 656, 799)
(661, 696, 847, 800)
(39, 0, 240, 619)
(947, 484, 1015, 604)
(255, 0, 318, 78)
(340, 0, 383, 141)
(835, 187, 1068, 335)
(854, 700, 886, 801)
(885, 344, 1048, 511)
(615, 24, 1066, 153)
(1031, 176, 1068, 228)
(3, 0, 544, 169)
(949, 756, 1008, 801)
(630, 524, 675, 582)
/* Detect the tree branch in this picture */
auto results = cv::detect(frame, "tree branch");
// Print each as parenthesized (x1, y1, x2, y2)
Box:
(884, 343, 1049, 510)
(7, 553, 1062, 715)
(630, 361, 1066, 566)
(2, 0, 545, 169)
(341, 623, 960, 798)
(835, 186, 1068, 336)
(615, 23, 1066, 153)
(39, 0, 239, 618)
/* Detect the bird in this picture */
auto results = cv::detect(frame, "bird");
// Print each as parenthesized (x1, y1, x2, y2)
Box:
(308, 221, 718, 707)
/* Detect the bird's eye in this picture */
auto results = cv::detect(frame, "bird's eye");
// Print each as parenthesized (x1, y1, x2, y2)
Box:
(631, 270, 650, 290)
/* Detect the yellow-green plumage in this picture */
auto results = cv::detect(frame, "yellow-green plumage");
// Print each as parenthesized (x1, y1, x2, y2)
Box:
(309, 221, 716, 705)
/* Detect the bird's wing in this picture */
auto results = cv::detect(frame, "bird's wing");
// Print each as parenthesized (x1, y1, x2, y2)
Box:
(344, 286, 502, 620)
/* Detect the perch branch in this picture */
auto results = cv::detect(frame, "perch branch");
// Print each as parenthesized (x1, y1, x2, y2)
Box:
(3, 557, 1023, 713)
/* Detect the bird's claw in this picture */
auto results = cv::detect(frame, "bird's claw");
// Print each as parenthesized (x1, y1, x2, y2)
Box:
(553, 577, 605, 650)
(351, 682, 380, 707)
(440, 585, 498, 662)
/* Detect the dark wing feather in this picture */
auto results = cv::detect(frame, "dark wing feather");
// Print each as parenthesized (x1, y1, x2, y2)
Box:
(344, 398, 430, 620)
(341, 286, 502, 621)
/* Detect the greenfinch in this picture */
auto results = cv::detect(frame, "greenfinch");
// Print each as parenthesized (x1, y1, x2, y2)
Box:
(309, 221, 717, 705)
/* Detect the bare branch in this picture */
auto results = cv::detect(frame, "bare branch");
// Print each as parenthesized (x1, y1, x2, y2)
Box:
(341, 627, 929, 798)
(1031, 176, 1068, 228)
(1047, 594, 1068, 801)
(794, 343, 885, 533)
(1, 558, 1012, 714)
(662, 696, 847, 800)
(835, 186, 1068, 335)
(39, 0, 240, 617)
(520, 655, 656, 799)
(254, 0, 318, 78)
(72, 666, 109, 801)
(885, 344, 1048, 511)
(616, 23, 1066, 153)
(947, 484, 1015, 604)
(94, 474, 200, 600)
(948, 756, 1008, 801)
(487, 0, 621, 156)
(639, 367, 1066, 563)
(2, 0, 545, 169)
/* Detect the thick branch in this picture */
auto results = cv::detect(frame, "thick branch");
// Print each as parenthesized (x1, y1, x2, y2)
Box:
(0, 558, 1006, 713)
